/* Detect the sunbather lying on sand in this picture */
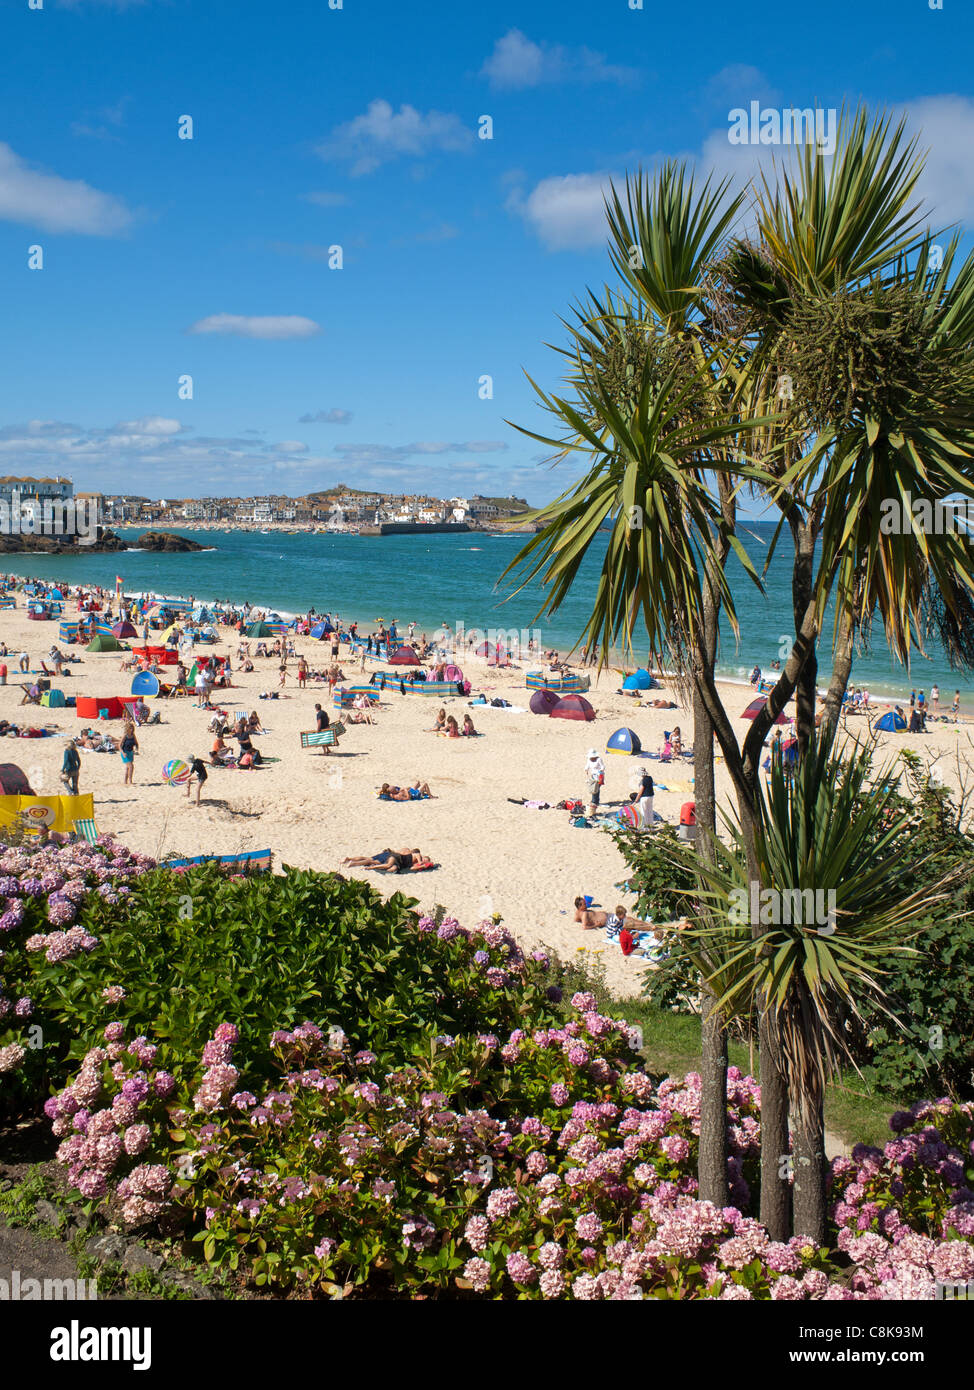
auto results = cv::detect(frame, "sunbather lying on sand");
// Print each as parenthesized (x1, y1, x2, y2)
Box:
(573, 898, 647, 931)
(341, 848, 434, 873)
(378, 782, 434, 800)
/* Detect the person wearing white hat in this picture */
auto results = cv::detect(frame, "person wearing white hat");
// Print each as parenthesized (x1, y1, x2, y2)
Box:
(584, 748, 605, 818)
(629, 765, 655, 831)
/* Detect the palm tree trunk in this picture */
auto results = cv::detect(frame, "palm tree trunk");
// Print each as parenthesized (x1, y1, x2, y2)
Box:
(739, 799, 792, 1241)
(793, 525, 818, 754)
(693, 683, 728, 1207)
(791, 1034, 827, 1243)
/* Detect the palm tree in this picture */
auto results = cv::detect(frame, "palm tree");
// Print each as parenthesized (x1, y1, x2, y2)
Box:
(504, 107, 974, 1238)
(665, 737, 959, 1241)
(504, 162, 766, 1208)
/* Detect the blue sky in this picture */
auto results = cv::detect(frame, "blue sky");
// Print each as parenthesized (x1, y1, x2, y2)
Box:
(1, 0, 972, 505)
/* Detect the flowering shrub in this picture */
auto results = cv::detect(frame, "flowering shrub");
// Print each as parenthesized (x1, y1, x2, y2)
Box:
(0, 836, 152, 1106)
(829, 1099, 974, 1296)
(5, 864, 560, 1113)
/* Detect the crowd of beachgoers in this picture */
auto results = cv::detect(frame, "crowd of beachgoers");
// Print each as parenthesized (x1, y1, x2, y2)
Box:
(0, 571, 969, 998)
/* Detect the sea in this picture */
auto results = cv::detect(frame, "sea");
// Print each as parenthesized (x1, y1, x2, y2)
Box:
(1, 522, 964, 702)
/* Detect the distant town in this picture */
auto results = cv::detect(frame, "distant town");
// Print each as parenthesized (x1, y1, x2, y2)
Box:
(0, 477, 535, 537)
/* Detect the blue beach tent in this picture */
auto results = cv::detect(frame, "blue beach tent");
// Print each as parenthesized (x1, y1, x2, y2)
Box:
(622, 669, 654, 691)
(310, 622, 328, 640)
(606, 727, 642, 755)
(875, 710, 907, 732)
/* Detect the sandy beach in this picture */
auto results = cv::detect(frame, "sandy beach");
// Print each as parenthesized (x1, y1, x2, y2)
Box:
(1, 599, 970, 1000)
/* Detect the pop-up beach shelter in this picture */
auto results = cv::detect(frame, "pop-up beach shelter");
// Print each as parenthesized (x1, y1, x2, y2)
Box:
(0, 764, 35, 796)
(86, 633, 122, 653)
(245, 621, 274, 639)
(529, 688, 560, 715)
(443, 664, 464, 683)
(874, 710, 907, 732)
(131, 672, 160, 698)
(622, 669, 655, 691)
(606, 727, 642, 754)
(742, 697, 790, 725)
(550, 694, 596, 722)
(389, 645, 421, 666)
(309, 622, 329, 640)
(112, 620, 137, 638)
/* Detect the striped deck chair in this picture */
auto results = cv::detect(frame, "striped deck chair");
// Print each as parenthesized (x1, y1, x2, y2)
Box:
(72, 818, 100, 844)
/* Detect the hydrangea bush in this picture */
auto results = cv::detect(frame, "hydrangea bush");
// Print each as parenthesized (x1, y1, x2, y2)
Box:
(45, 981, 974, 1299)
(13, 870, 563, 1116)
(0, 836, 153, 1105)
(828, 1099, 974, 1297)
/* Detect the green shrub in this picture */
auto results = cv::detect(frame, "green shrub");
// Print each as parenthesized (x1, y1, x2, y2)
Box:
(24, 865, 559, 1096)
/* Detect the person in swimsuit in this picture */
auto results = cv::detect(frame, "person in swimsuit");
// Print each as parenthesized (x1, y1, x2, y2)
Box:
(573, 898, 645, 931)
(341, 847, 428, 873)
(119, 721, 139, 785)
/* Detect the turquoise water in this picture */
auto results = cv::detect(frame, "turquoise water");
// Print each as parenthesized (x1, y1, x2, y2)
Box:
(1, 524, 964, 701)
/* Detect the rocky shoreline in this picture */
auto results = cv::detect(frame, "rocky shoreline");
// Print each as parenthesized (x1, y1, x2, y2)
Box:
(0, 530, 205, 555)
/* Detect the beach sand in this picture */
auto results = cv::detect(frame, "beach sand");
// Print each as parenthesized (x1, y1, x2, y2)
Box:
(1, 605, 970, 1001)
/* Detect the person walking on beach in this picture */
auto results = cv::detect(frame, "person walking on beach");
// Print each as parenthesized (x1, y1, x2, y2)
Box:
(120, 721, 139, 786)
(584, 749, 605, 818)
(953, 690, 961, 718)
(61, 742, 81, 796)
(186, 754, 208, 805)
(931, 684, 940, 713)
(297, 657, 308, 689)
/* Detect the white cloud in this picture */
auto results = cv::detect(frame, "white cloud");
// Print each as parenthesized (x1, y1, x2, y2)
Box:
(187, 314, 321, 340)
(481, 29, 636, 89)
(316, 99, 474, 176)
(298, 409, 353, 424)
(0, 142, 133, 236)
(271, 441, 309, 454)
(112, 416, 182, 436)
(508, 172, 617, 250)
(901, 95, 974, 229)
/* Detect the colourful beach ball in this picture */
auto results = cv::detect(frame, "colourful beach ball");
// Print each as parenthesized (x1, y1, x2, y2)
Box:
(162, 759, 192, 786)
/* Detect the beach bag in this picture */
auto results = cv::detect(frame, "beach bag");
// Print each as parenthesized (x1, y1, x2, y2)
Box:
(571, 815, 589, 828)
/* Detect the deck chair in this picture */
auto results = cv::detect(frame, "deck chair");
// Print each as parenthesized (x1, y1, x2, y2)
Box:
(72, 818, 100, 844)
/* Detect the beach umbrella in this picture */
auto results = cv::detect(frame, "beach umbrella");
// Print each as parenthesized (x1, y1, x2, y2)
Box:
(131, 672, 160, 698)
(874, 710, 907, 732)
(389, 644, 421, 666)
(622, 669, 653, 691)
(742, 697, 790, 725)
(550, 694, 596, 722)
(162, 759, 192, 786)
(606, 727, 642, 754)
(617, 803, 640, 828)
(529, 688, 560, 715)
